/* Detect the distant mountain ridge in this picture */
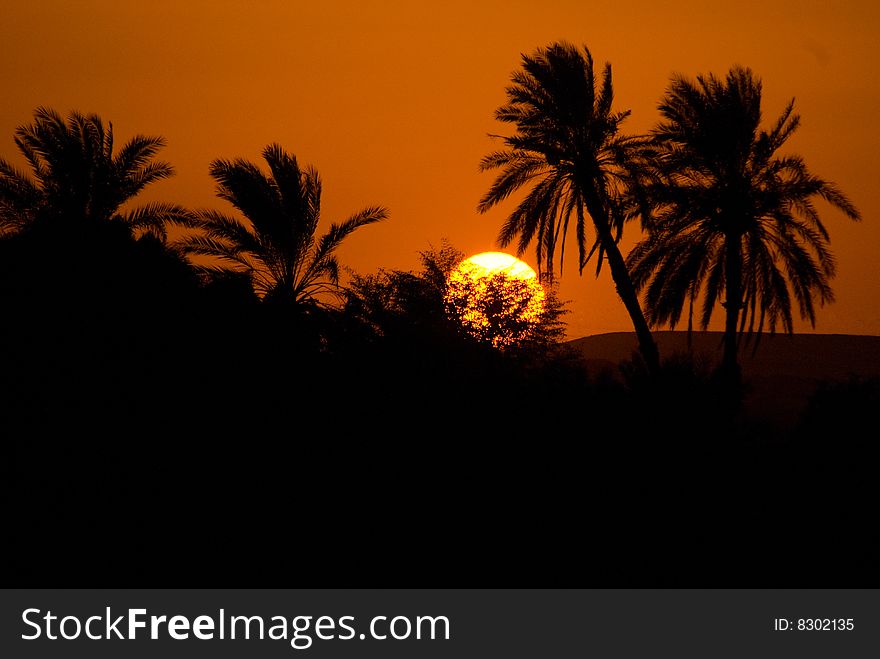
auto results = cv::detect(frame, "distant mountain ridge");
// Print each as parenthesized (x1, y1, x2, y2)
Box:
(568, 331, 880, 427)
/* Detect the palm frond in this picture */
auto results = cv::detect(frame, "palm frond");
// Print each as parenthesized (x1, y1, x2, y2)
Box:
(114, 135, 167, 176)
(193, 209, 262, 253)
(209, 156, 282, 238)
(306, 205, 388, 284)
(120, 202, 198, 232)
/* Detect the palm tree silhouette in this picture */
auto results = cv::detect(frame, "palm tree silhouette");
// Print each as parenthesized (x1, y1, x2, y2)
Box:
(628, 67, 861, 382)
(478, 42, 660, 373)
(0, 107, 192, 239)
(178, 143, 387, 305)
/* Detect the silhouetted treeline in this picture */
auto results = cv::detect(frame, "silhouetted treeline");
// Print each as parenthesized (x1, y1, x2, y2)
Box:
(3, 220, 877, 587)
(1, 107, 875, 587)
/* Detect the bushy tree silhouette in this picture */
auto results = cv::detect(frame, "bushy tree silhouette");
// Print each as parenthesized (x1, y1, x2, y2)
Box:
(445, 267, 564, 351)
(346, 242, 566, 354)
(345, 242, 462, 344)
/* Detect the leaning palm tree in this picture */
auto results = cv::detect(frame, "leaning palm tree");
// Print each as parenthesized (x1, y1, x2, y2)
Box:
(178, 143, 387, 305)
(478, 42, 660, 373)
(628, 67, 861, 382)
(0, 107, 192, 239)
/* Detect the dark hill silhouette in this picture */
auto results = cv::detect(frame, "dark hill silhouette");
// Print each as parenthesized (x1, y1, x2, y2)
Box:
(569, 331, 880, 428)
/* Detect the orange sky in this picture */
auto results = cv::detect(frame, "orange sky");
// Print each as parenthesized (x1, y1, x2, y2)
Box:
(2, 0, 877, 337)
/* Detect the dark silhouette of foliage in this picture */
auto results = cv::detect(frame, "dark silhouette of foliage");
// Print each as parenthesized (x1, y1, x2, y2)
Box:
(346, 241, 566, 354)
(445, 271, 566, 352)
(478, 42, 660, 373)
(628, 68, 861, 383)
(1, 99, 875, 589)
(177, 143, 387, 306)
(344, 242, 462, 343)
(445, 271, 543, 349)
(0, 107, 193, 239)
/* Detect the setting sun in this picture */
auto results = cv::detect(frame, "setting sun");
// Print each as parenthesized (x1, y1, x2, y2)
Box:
(445, 252, 545, 349)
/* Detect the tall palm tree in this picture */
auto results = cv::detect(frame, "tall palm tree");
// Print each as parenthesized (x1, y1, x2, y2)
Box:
(0, 107, 192, 239)
(478, 42, 660, 373)
(627, 67, 861, 381)
(178, 143, 387, 305)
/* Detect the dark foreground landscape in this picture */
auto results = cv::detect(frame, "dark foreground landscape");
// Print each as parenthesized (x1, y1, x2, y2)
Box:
(5, 228, 878, 587)
(573, 331, 880, 430)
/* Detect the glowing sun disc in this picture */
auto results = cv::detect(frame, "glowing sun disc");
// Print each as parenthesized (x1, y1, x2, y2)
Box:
(463, 251, 539, 280)
(445, 251, 545, 349)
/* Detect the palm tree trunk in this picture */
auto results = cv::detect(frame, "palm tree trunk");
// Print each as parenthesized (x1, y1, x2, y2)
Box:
(722, 234, 742, 385)
(582, 191, 659, 375)
(602, 237, 661, 375)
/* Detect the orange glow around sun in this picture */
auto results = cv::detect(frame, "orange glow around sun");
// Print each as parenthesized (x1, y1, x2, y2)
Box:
(445, 252, 546, 349)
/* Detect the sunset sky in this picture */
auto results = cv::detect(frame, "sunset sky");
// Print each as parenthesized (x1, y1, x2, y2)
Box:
(2, 0, 877, 338)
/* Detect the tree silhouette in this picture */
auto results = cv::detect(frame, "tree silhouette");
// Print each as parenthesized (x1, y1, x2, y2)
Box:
(478, 42, 660, 373)
(628, 67, 861, 382)
(0, 107, 192, 239)
(345, 242, 463, 341)
(346, 242, 567, 352)
(445, 265, 547, 350)
(178, 143, 387, 305)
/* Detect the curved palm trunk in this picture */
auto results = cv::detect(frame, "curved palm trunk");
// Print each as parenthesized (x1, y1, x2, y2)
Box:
(590, 205, 660, 375)
(603, 237, 661, 375)
(722, 234, 743, 386)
